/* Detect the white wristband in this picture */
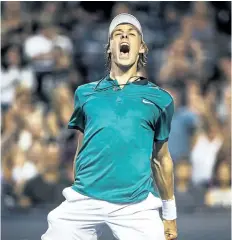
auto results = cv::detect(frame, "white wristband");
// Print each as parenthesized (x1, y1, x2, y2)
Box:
(162, 197, 177, 220)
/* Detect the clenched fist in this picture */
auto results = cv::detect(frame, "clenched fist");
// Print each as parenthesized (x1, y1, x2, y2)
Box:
(163, 219, 178, 240)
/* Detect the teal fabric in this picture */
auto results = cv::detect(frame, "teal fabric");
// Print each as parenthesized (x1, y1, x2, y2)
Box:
(68, 76, 174, 203)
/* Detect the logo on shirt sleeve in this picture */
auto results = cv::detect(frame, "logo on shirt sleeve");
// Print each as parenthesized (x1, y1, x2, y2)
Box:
(142, 99, 154, 105)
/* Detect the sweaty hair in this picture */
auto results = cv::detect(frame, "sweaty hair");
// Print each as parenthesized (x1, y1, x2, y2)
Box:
(105, 39, 148, 71)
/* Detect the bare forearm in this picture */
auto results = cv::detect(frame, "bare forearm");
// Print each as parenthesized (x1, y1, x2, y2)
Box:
(152, 152, 174, 200)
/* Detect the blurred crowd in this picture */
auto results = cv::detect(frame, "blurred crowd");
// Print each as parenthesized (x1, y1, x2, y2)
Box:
(1, 2, 231, 212)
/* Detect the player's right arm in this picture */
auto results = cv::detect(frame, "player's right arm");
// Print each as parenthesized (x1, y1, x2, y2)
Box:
(68, 88, 85, 132)
(68, 87, 86, 177)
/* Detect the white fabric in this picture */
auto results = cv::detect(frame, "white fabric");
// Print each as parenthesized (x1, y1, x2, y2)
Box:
(53, 35, 73, 53)
(1, 66, 35, 105)
(12, 161, 38, 183)
(162, 198, 177, 220)
(109, 13, 143, 40)
(208, 188, 232, 207)
(41, 187, 164, 240)
(24, 35, 53, 58)
(18, 130, 33, 151)
(191, 134, 223, 185)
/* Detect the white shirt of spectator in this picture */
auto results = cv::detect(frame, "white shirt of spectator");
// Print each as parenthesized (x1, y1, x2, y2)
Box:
(1, 66, 35, 105)
(208, 188, 232, 208)
(53, 35, 73, 53)
(24, 34, 54, 71)
(12, 161, 38, 184)
(24, 34, 53, 59)
(18, 130, 33, 151)
(191, 134, 223, 185)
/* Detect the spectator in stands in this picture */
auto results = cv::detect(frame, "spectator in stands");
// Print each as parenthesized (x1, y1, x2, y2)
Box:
(158, 36, 204, 84)
(175, 157, 205, 212)
(19, 143, 67, 208)
(67, 68, 85, 93)
(167, 86, 199, 163)
(1, 1, 23, 34)
(190, 91, 223, 186)
(205, 160, 231, 208)
(52, 84, 73, 127)
(52, 46, 72, 83)
(1, 46, 35, 111)
(111, 2, 131, 18)
(174, 158, 205, 212)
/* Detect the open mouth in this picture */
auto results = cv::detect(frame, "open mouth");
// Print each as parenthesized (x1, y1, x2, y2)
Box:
(119, 42, 130, 57)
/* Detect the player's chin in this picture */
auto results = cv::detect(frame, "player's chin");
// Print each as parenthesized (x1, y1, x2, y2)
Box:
(117, 58, 135, 68)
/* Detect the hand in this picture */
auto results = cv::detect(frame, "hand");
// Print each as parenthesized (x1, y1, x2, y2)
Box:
(163, 219, 178, 240)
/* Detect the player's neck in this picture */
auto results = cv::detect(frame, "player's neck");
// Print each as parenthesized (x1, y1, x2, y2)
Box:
(110, 62, 139, 85)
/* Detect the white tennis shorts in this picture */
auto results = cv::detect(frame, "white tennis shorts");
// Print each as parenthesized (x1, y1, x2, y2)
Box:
(41, 187, 165, 240)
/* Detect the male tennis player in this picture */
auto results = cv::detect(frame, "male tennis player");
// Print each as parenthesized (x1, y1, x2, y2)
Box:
(42, 13, 177, 240)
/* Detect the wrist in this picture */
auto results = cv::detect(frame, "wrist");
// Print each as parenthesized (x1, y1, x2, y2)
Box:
(162, 196, 177, 220)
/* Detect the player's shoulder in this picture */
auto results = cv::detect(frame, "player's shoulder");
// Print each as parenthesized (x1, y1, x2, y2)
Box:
(147, 81, 174, 108)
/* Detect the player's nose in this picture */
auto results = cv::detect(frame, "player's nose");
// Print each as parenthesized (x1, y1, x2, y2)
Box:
(121, 32, 128, 39)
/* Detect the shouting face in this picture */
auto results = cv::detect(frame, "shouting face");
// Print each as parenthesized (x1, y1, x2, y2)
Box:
(109, 23, 145, 69)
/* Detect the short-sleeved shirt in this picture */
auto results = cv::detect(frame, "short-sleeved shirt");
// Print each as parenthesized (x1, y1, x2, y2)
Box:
(68, 75, 174, 203)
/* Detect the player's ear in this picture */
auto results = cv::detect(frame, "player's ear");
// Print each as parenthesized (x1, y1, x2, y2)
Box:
(139, 41, 148, 54)
(139, 42, 145, 54)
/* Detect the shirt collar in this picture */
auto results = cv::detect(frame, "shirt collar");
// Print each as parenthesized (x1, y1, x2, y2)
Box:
(105, 75, 148, 85)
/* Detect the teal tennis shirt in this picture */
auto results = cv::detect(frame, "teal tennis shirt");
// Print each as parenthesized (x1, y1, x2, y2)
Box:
(68, 75, 174, 203)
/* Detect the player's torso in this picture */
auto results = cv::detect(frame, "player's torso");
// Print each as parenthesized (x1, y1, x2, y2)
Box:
(73, 79, 164, 203)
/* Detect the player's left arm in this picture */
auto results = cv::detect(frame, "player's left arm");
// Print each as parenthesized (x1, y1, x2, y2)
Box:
(151, 140, 178, 240)
(151, 96, 177, 240)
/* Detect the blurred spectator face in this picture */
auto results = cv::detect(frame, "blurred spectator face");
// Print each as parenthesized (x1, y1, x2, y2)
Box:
(216, 162, 231, 187)
(175, 160, 192, 182)
(109, 24, 144, 69)
(6, 46, 20, 66)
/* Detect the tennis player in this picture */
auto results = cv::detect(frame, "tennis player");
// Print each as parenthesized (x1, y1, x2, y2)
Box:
(42, 13, 177, 240)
